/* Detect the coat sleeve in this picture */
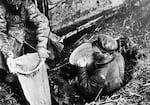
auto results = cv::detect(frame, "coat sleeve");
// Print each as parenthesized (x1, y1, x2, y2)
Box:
(0, 5, 13, 58)
(25, 1, 50, 49)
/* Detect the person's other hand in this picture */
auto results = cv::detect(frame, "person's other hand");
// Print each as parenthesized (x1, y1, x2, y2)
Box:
(37, 47, 55, 60)
(7, 55, 17, 74)
(117, 36, 129, 47)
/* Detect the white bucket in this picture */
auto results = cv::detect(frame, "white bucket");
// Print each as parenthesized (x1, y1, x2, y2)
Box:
(8, 53, 51, 105)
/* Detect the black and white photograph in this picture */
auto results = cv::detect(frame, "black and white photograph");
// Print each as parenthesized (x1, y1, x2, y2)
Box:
(0, 0, 149, 105)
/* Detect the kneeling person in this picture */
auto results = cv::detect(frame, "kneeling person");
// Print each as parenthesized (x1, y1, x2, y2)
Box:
(69, 34, 125, 101)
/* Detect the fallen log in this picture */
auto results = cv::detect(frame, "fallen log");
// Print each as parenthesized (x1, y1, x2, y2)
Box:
(60, 7, 119, 41)
(48, 0, 125, 35)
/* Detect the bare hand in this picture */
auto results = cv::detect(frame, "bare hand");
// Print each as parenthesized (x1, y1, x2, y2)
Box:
(7, 57, 17, 74)
(37, 47, 55, 60)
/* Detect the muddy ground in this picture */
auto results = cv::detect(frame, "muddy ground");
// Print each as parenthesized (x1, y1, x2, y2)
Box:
(1, 0, 150, 105)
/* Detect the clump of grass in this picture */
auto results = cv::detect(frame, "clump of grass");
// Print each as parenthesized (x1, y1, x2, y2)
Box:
(0, 83, 20, 105)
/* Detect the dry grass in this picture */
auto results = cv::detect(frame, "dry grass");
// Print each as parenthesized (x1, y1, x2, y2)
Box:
(0, 83, 20, 105)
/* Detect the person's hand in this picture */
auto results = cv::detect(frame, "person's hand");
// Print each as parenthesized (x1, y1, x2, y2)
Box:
(37, 47, 55, 60)
(60, 36, 66, 43)
(117, 36, 129, 47)
(7, 53, 17, 74)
